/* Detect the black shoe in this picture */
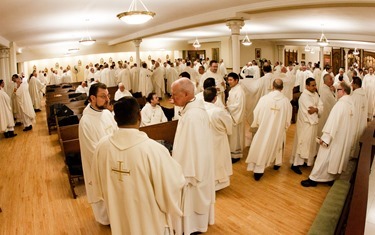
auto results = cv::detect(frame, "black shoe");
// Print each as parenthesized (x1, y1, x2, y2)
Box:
(327, 181, 334, 186)
(291, 165, 302, 175)
(34, 109, 41, 112)
(273, 165, 281, 170)
(15, 122, 22, 126)
(4, 132, 9, 138)
(301, 178, 318, 187)
(23, 125, 32, 131)
(8, 131, 17, 138)
(302, 162, 308, 167)
(254, 173, 264, 181)
(231, 158, 240, 164)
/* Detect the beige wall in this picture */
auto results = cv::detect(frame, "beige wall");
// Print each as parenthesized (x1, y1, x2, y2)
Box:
(22, 37, 302, 80)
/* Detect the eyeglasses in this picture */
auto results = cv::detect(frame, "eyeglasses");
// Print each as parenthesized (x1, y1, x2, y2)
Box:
(96, 94, 110, 99)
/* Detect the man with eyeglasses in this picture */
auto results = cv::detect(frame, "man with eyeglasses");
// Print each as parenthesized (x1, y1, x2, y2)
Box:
(79, 82, 118, 225)
(301, 82, 356, 187)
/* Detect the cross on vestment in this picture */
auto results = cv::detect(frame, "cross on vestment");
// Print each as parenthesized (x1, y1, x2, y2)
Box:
(112, 161, 130, 181)
(271, 104, 280, 112)
(349, 109, 354, 117)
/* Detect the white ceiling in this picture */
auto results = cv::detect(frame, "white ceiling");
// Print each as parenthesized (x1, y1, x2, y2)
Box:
(1, 0, 375, 58)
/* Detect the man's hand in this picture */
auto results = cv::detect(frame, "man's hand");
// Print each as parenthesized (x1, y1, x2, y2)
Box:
(308, 106, 318, 115)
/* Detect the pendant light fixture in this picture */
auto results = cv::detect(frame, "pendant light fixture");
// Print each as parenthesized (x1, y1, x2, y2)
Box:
(117, 0, 156, 25)
(193, 38, 201, 49)
(242, 34, 252, 46)
(79, 19, 96, 46)
(317, 24, 329, 47)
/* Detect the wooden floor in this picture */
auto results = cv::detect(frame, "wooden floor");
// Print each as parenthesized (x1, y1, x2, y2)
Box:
(0, 100, 331, 235)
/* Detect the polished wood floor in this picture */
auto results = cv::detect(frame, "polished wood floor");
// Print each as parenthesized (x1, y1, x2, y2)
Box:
(0, 101, 330, 235)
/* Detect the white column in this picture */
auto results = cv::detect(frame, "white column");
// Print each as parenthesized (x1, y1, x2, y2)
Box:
(344, 48, 349, 72)
(226, 19, 244, 73)
(277, 45, 285, 65)
(0, 48, 12, 95)
(133, 39, 142, 66)
(9, 42, 17, 75)
(320, 46, 324, 68)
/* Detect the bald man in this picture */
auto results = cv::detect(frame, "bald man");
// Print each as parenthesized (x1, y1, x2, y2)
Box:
(114, 82, 132, 101)
(171, 78, 215, 235)
(245, 79, 292, 180)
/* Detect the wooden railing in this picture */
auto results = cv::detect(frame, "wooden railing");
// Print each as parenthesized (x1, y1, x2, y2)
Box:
(337, 121, 375, 234)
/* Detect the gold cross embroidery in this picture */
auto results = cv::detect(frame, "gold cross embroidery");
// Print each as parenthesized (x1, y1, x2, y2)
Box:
(112, 161, 130, 181)
(271, 104, 280, 112)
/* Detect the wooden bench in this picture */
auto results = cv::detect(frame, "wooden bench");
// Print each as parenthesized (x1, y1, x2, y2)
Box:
(61, 139, 83, 199)
(139, 120, 178, 145)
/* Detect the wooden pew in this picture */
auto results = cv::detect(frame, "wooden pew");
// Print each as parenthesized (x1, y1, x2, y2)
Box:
(342, 121, 375, 234)
(139, 120, 178, 145)
(58, 124, 79, 142)
(107, 86, 117, 101)
(61, 139, 83, 199)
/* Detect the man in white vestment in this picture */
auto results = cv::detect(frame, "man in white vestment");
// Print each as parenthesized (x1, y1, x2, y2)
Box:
(140, 92, 167, 126)
(279, 66, 294, 101)
(0, 79, 17, 138)
(75, 81, 89, 95)
(362, 66, 375, 120)
(116, 64, 131, 91)
(130, 63, 140, 93)
(301, 82, 356, 186)
(227, 72, 246, 162)
(83, 65, 90, 81)
(12, 74, 36, 131)
(199, 60, 225, 105)
(183, 61, 199, 88)
(195, 78, 215, 102)
(152, 62, 165, 98)
(203, 87, 233, 190)
(28, 71, 44, 112)
(91, 97, 185, 235)
(246, 79, 292, 181)
(107, 65, 116, 87)
(87, 67, 95, 82)
(219, 59, 227, 77)
(61, 70, 72, 84)
(78, 83, 118, 225)
(94, 66, 101, 82)
(313, 64, 322, 88)
(138, 62, 153, 97)
(296, 65, 314, 92)
(114, 83, 132, 101)
(240, 62, 252, 79)
(350, 77, 368, 157)
(273, 62, 282, 77)
(259, 64, 274, 97)
(290, 78, 323, 174)
(251, 61, 261, 80)
(317, 74, 336, 136)
(100, 64, 110, 85)
(319, 65, 334, 91)
(166, 63, 179, 95)
(171, 78, 215, 235)
(333, 68, 350, 88)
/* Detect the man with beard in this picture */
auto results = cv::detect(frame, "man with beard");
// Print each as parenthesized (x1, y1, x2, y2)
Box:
(79, 82, 118, 225)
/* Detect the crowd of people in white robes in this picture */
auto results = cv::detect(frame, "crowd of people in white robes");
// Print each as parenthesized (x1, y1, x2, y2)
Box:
(72, 55, 375, 234)
(0, 70, 46, 139)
